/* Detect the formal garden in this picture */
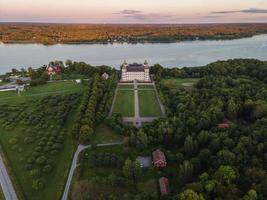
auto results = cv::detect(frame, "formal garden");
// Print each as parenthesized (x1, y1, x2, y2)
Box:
(138, 89, 162, 117)
(113, 89, 135, 117)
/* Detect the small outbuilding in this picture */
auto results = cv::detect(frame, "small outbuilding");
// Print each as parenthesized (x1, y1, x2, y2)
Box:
(159, 177, 170, 196)
(101, 72, 109, 80)
(218, 118, 231, 129)
(152, 149, 167, 168)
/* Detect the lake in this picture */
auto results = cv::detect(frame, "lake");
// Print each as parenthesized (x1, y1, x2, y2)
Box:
(1, 34, 267, 74)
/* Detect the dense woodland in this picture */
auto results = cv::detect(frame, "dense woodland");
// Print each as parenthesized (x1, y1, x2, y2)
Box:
(1, 23, 267, 44)
(139, 59, 267, 200)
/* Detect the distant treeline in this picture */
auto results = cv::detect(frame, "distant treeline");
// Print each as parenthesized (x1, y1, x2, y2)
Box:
(1, 23, 267, 44)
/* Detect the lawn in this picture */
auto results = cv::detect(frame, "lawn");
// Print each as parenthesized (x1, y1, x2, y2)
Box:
(138, 90, 162, 117)
(0, 93, 82, 200)
(91, 124, 123, 144)
(138, 85, 154, 89)
(117, 85, 133, 89)
(0, 81, 84, 104)
(162, 78, 199, 89)
(113, 89, 134, 117)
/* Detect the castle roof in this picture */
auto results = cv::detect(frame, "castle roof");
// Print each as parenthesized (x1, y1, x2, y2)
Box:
(126, 63, 145, 72)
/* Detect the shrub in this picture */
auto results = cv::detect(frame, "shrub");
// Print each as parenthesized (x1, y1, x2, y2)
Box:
(36, 156, 47, 166)
(32, 178, 45, 190)
(8, 138, 18, 145)
(42, 164, 53, 174)
(24, 137, 35, 144)
(29, 169, 41, 178)
(24, 164, 33, 171)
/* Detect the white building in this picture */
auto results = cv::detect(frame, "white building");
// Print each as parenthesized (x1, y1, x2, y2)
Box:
(121, 60, 150, 82)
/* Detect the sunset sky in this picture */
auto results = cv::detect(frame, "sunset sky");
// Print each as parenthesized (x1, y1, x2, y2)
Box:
(1, 0, 267, 23)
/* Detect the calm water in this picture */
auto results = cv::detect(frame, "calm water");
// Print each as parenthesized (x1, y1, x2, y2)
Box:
(1, 34, 267, 74)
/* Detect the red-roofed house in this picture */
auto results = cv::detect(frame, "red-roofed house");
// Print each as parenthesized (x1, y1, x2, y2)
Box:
(159, 177, 170, 196)
(46, 64, 61, 75)
(218, 118, 231, 129)
(152, 149, 167, 168)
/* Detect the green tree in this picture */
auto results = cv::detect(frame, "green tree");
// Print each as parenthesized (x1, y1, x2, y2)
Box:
(123, 159, 142, 183)
(214, 165, 238, 185)
(177, 189, 205, 200)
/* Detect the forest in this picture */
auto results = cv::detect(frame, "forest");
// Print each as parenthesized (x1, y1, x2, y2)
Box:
(139, 59, 267, 200)
(1, 23, 267, 44)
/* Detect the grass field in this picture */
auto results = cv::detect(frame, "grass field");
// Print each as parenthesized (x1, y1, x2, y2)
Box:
(138, 85, 154, 89)
(117, 85, 133, 89)
(113, 89, 134, 117)
(161, 78, 199, 89)
(0, 81, 84, 104)
(91, 124, 123, 144)
(139, 90, 162, 117)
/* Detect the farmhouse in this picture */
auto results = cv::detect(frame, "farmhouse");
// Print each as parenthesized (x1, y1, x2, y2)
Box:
(152, 149, 167, 168)
(46, 64, 61, 75)
(121, 60, 150, 82)
(159, 177, 170, 196)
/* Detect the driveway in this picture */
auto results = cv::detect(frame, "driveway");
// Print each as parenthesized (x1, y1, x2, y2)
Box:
(0, 154, 18, 200)
(61, 142, 122, 200)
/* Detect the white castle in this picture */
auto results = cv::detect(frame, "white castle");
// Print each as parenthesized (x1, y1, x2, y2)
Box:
(121, 60, 150, 82)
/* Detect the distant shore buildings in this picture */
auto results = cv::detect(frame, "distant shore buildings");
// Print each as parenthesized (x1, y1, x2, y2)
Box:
(121, 60, 150, 82)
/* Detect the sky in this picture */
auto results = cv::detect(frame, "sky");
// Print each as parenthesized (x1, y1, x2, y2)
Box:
(0, 0, 267, 23)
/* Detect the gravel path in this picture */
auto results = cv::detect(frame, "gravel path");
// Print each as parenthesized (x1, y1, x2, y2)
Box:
(61, 142, 122, 200)
(0, 154, 18, 200)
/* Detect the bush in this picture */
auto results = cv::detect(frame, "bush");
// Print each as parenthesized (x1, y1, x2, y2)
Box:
(29, 169, 41, 178)
(24, 137, 35, 144)
(42, 164, 53, 174)
(8, 138, 18, 145)
(36, 156, 47, 166)
(32, 178, 45, 190)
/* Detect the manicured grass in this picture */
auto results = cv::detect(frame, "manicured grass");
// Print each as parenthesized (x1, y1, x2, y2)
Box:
(161, 78, 199, 89)
(113, 89, 134, 117)
(91, 124, 123, 144)
(117, 85, 133, 89)
(139, 90, 162, 117)
(138, 85, 154, 89)
(0, 81, 84, 104)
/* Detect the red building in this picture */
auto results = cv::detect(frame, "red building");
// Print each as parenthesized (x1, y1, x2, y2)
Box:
(218, 118, 231, 129)
(159, 177, 170, 196)
(152, 149, 167, 168)
(46, 65, 61, 75)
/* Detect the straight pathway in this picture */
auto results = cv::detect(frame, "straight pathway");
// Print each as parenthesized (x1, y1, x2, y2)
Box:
(152, 82, 165, 116)
(108, 86, 118, 117)
(133, 80, 141, 127)
(0, 154, 18, 200)
(61, 142, 122, 200)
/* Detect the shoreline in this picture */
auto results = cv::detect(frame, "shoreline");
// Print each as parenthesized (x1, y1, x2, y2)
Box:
(1, 33, 266, 46)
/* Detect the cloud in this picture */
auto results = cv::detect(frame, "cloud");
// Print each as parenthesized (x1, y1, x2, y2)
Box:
(113, 9, 177, 22)
(212, 8, 267, 14)
(114, 9, 142, 15)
